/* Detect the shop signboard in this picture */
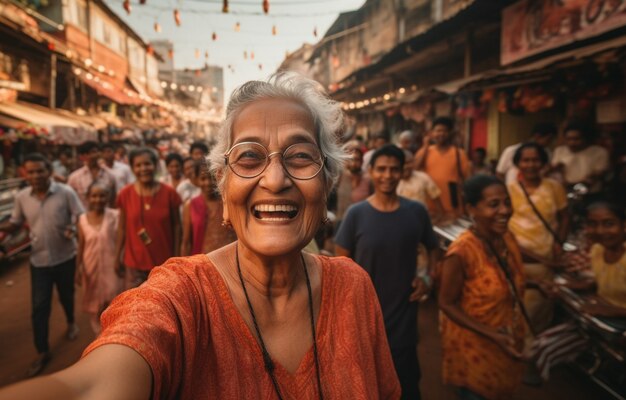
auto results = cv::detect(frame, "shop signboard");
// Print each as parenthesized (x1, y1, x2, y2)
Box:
(501, 0, 626, 65)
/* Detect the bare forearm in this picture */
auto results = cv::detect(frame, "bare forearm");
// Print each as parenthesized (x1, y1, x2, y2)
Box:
(439, 303, 498, 341)
(414, 148, 428, 170)
(0, 375, 79, 400)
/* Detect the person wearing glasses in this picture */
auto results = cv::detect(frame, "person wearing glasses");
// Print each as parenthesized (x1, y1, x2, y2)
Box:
(0, 73, 400, 399)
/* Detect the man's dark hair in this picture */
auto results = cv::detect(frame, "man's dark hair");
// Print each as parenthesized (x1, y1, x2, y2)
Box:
(129, 147, 158, 167)
(78, 141, 100, 155)
(432, 116, 454, 131)
(531, 122, 557, 138)
(513, 142, 549, 166)
(23, 152, 52, 171)
(165, 152, 184, 166)
(564, 120, 594, 143)
(190, 141, 209, 155)
(463, 175, 505, 206)
(370, 144, 405, 168)
(58, 147, 72, 158)
(101, 142, 115, 151)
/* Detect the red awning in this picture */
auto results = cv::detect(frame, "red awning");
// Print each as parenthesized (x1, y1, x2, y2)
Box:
(79, 72, 144, 106)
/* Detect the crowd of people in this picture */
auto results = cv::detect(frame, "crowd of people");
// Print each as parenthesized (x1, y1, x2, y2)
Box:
(0, 72, 624, 400)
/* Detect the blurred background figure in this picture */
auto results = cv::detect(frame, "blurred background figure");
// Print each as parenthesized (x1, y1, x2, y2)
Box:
(68, 141, 116, 209)
(181, 167, 235, 256)
(470, 147, 492, 176)
(161, 153, 185, 191)
(177, 158, 202, 203)
(101, 143, 134, 193)
(76, 182, 122, 335)
(335, 142, 372, 227)
(397, 149, 444, 222)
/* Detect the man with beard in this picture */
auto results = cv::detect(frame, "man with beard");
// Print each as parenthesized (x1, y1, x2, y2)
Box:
(0, 153, 84, 377)
(335, 144, 440, 399)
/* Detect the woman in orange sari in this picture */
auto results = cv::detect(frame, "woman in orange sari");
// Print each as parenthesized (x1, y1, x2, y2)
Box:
(439, 175, 526, 400)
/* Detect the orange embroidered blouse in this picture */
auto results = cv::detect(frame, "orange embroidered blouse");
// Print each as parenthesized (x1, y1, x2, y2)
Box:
(83, 254, 401, 399)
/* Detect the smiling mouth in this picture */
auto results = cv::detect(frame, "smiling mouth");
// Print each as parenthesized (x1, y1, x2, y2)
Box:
(252, 204, 299, 221)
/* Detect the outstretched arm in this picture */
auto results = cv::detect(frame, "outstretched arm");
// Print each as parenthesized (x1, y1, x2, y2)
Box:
(0, 344, 152, 400)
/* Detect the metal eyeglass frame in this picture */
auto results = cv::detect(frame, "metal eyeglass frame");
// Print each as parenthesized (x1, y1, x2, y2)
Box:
(224, 141, 326, 180)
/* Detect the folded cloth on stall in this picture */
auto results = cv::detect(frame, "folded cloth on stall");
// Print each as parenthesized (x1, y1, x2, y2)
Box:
(526, 321, 589, 381)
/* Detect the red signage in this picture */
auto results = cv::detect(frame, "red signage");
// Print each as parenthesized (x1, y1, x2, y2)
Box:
(501, 0, 626, 65)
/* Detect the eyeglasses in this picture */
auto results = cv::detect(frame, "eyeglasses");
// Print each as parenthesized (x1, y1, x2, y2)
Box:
(224, 141, 325, 180)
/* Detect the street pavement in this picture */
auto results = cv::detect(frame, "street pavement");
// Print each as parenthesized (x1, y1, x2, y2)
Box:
(0, 253, 610, 398)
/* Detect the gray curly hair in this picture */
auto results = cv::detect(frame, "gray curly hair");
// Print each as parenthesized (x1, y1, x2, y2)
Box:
(208, 72, 347, 193)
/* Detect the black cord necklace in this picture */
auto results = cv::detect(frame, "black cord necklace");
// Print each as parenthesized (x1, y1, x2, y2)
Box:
(235, 246, 324, 400)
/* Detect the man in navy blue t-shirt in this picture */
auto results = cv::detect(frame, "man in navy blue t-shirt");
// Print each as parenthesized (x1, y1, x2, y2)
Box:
(335, 144, 440, 400)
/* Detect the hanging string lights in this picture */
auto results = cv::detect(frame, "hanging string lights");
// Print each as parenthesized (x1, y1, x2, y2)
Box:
(173, 9, 181, 27)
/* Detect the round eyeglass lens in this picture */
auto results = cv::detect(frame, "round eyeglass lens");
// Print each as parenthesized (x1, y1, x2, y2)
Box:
(283, 142, 324, 179)
(227, 142, 268, 178)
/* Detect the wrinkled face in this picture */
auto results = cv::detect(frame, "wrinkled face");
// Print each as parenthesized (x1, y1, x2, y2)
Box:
(431, 124, 451, 146)
(468, 184, 512, 236)
(131, 154, 156, 184)
(167, 159, 182, 179)
(517, 147, 544, 181)
(87, 185, 108, 212)
(585, 208, 625, 248)
(24, 161, 51, 191)
(565, 130, 585, 152)
(223, 98, 327, 257)
(347, 150, 363, 173)
(369, 155, 402, 195)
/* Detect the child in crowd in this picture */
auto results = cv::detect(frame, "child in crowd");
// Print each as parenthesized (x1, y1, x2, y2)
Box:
(181, 168, 236, 256)
(76, 182, 122, 334)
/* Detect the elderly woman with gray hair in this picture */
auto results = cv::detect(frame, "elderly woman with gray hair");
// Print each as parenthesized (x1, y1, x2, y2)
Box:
(0, 73, 400, 400)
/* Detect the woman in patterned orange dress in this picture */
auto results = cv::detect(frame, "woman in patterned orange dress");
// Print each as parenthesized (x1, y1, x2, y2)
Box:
(439, 175, 526, 400)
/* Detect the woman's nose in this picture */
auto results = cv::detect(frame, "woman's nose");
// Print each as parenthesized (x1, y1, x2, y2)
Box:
(259, 156, 292, 192)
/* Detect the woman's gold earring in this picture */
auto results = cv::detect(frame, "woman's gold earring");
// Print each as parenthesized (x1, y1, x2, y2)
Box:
(221, 219, 232, 228)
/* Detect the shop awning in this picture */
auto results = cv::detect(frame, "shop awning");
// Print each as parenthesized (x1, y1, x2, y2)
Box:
(456, 34, 626, 93)
(0, 101, 97, 144)
(78, 72, 144, 106)
(55, 109, 108, 130)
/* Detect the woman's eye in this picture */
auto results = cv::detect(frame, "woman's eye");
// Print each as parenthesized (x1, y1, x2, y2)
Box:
(239, 151, 263, 160)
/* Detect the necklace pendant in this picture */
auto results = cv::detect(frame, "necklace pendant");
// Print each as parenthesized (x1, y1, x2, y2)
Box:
(144, 204, 150, 210)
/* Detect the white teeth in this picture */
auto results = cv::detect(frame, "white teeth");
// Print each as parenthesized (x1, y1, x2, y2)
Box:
(254, 204, 297, 212)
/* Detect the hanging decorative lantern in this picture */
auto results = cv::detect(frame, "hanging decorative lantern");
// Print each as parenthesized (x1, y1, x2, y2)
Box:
(272, 25, 277, 36)
(212, 32, 217, 41)
(250, 51, 255, 60)
(173, 9, 181, 27)
(168, 49, 174, 59)
(154, 22, 161, 33)
(234, 22, 241, 32)
(222, 0, 229, 13)
(123, 0, 131, 15)
(139, 0, 146, 4)
(147, 45, 154, 55)
(195, 49, 200, 59)
(243, 51, 248, 60)
(313, 27, 318, 38)
(258, 63, 263, 71)
(262, 0, 269, 14)
(204, 50, 209, 59)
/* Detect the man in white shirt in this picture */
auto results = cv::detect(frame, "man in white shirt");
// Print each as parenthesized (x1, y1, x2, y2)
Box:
(101, 143, 134, 192)
(496, 123, 556, 184)
(550, 121, 609, 194)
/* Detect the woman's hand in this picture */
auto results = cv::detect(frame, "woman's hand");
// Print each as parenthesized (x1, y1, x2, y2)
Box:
(409, 277, 430, 302)
(488, 329, 523, 360)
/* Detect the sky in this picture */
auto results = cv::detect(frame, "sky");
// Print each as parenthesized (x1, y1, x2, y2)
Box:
(104, 0, 365, 102)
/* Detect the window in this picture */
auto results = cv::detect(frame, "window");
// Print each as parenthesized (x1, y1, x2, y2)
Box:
(66, 0, 88, 31)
